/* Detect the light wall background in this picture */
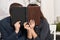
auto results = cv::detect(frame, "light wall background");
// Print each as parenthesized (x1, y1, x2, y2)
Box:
(0, 0, 60, 24)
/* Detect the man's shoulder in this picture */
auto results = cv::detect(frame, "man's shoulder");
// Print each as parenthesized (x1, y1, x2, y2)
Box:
(0, 16, 11, 24)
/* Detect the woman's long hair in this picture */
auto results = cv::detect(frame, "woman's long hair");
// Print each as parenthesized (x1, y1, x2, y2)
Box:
(27, 4, 45, 25)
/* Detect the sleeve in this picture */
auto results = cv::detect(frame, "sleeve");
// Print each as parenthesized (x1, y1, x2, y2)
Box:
(0, 21, 18, 40)
(0, 32, 1, 40)
(33, 20, 51, 40)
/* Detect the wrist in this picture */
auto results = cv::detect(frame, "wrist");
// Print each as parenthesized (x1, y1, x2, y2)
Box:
(27, 35, 32, 39)
(33, 33, 37, 39)
(15, 30, 19, 34)
(31, 29, 38, 38)
(30, 26, 35, 29)
(27, 29, 32, 39)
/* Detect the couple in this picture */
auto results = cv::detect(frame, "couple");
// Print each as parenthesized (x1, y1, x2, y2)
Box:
(0, 3, 52, 40)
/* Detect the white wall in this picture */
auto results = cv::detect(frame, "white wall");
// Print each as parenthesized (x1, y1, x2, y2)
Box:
(0, 0, 29, 20)
(41, 0, 54, 24)
(55, 0, 60, 19)
(0, 0, 55, 24)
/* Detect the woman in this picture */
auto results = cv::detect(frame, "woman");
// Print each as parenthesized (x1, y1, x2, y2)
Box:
(0, 3, 52, 40)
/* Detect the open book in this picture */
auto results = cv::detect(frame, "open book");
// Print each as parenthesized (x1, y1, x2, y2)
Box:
(10, 4, 41, 26)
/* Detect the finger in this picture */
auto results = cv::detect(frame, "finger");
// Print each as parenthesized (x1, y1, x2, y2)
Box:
(29, 20, 33, 24)
(24, 24, 29, 29)
(14, 21, 21, 25)
(30, 19, 34, 22)
(17, 21, 21, 23)
(23, 22, 27, 26)
(24, 25, 30, 29)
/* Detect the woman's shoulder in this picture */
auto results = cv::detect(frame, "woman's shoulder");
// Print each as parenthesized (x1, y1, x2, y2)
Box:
(40, 19, 49, 25)
(36, 19, 49, 29)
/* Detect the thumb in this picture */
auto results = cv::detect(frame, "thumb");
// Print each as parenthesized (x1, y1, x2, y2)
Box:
(17, 21, 21, 24)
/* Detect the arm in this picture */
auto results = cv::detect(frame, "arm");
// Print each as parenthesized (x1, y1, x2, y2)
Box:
(0, 22, 18, 40)
(24, 20, 38, 40)
(33, 20, 51, 40)
(0, 20, 21, 40)
(23, 22, 32, 39)
(39, 20, 50, 40)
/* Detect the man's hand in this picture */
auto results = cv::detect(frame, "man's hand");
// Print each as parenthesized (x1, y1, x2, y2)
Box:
(14, 21, 21, 34)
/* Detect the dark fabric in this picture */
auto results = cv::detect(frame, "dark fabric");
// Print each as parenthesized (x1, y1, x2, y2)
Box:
(0, 32, 1, 40)
(0, 17, 52, 40)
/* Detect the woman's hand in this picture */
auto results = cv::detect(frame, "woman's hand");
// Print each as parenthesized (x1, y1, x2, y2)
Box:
(29, 20, 37, 38)
(24, 22, 30, 30)
(14, 21, 21, 34)
(29, 20, 35, 29)
(24, 20, 35, 30)
(24, 20, 37, 39)
(24, 22, 32, 39)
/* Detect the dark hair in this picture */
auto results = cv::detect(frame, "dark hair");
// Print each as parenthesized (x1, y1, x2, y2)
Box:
(28, 4, 38, 6)
(10, 3, 22, 8)
(27, 4, 46, 25)
(9, 3, 22, 15)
